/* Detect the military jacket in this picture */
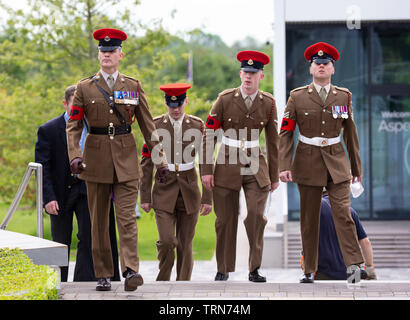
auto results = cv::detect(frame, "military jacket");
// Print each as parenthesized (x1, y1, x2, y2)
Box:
(279, 83, 362, 186)
(140, 113, 212, 215)
(202, 87, 279, 191)
(66, 71, 166, 184)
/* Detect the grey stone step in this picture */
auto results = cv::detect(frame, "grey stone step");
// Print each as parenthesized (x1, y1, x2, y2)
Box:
(0, 229, 68, 267)
(286, 232, 410, 268)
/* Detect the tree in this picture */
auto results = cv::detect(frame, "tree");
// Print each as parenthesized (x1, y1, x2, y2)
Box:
(0, 0, 173, 203)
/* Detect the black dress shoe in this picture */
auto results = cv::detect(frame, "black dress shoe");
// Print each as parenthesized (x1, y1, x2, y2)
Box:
(214, 272, 229, 281)
(124, 269, 144, 291)
(96, 278, 111, 291)
(249, 268, 266, 282)
(300, 273, 314, 283)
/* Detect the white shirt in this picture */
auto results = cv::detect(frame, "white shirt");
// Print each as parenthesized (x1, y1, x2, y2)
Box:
(100, 69, 119, 87)
(313, 82, 331, 100)
(240, 87, 258, 103)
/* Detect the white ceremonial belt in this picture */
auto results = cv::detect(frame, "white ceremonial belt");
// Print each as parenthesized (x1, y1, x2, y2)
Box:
(298, 134, 340, 147)
(168, 162, 195, 172)
(221, 136, 259, 149)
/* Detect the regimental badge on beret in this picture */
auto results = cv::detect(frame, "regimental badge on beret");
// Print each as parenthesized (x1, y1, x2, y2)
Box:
(236, 50, 270, 73)
(159, 83, 191, 108)
(93, 28, 127, 52)
(304, 42, 340, 63)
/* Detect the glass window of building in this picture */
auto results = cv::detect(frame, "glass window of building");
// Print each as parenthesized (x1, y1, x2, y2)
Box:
(286, 22, 410, 220)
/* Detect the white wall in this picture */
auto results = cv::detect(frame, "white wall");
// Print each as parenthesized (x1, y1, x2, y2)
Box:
(285, 0, 410, 22)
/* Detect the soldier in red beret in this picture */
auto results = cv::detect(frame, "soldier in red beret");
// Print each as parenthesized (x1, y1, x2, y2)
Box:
(139, 83, 212, 281)
(202, 51, 279, 282)
(66, 28, 169, 291)
(279, 42, 364, 283)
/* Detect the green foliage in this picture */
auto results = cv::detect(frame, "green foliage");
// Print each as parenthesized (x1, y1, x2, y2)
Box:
(0, 248, 58, 300)
(0, 0, 274, 206)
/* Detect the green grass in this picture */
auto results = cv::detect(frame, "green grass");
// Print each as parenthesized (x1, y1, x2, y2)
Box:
(0, 202, 216, 261)
(0, 248, 58, 300)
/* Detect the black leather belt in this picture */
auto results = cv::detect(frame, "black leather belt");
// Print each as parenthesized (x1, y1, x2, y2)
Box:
(89, 124, 132, 136)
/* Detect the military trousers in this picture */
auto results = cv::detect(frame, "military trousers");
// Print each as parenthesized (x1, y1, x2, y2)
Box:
(154, 193, 199, 281)
(86, 178, 139, 278)
(298, 179, 364, 274)
(213, 174, 270, 274)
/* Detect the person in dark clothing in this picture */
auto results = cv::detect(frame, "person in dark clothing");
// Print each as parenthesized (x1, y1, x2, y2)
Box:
(35, 85, 120, 282)
(314, 192, 377, 280)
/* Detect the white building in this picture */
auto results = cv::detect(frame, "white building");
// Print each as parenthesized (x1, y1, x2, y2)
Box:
(261, 0, 410, 267)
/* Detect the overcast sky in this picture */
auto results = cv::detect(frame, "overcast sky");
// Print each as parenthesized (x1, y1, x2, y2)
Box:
(1, 0, 274, 46)
(136, 0, 274, 45)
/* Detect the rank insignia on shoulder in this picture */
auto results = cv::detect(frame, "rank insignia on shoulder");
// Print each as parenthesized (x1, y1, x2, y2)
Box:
(114, 91, 139, 105)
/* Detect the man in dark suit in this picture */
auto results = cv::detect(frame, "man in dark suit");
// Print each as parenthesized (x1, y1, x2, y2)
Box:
(35, 85, 120, 282)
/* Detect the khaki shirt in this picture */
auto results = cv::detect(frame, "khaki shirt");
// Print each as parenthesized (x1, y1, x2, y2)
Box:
(66, 71, 166, 184)
(202, 87, 279, 191)
(279, 82, 362, 186)
(140, 114, 212, 215)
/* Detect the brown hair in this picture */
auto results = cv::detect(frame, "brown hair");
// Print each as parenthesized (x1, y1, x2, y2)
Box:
(64, 85, 77, 102)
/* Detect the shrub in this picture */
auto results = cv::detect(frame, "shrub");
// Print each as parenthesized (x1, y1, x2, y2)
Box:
(0, 248, 58, 300)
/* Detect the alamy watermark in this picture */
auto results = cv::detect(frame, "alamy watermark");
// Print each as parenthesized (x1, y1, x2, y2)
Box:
(346, 4, 361, 30)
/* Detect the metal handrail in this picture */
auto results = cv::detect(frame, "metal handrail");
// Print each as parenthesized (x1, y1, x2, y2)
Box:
(0, 162, 43, 238)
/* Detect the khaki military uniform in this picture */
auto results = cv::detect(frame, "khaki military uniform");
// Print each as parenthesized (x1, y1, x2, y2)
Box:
(202, 87, 279, 273)
(140, 113, 212, 280)
(279, 82, 364, 274)
(66, 71, 166, 278)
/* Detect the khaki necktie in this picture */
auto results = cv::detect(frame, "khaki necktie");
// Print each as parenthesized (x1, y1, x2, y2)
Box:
(319, 87, 327, 104)
(107, 75, 114, 91)
(244, 96, 252, 110)
(173, 120, 181, 134)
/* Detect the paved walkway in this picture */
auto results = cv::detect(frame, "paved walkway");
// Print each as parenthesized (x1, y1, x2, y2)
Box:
(59, 279, 410, 300)
(60, 261, 410, 300)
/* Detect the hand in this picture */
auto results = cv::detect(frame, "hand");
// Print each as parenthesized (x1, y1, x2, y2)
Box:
(70, 157, 84, 174)
(365, 265, 377, 280)
(141, 203, 152, 213)
(200, 203, 212, 216)
(279, 170, 292, 183)
(270, 181, 280, 192)
(157, 167, 169, 183)
(45, 200, 59, 215)
(352, 175, 362, 183)
(201, 175, 214, 191)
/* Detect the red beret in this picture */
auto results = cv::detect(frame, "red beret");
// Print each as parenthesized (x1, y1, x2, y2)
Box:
(237, 51, 270, 65)
(93, 28, 127, 41)
(159, 83, 191, 97)
(160, 83, 191, 108)
(236, 50, 270, 72)
(304, 42, 340, 62)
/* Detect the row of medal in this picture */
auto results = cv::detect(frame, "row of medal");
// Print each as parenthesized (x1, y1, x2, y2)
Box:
(114, 90, 139, 105)
(332, 105, 349, 119)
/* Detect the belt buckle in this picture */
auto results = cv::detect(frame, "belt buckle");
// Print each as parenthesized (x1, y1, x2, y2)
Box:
(108, 123, 115, 140)
(320, 138, 328, 147)
(175, 163, 179, 172)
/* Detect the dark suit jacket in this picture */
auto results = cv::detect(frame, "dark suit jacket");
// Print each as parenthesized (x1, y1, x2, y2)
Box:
(35, 113, 87, 213)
